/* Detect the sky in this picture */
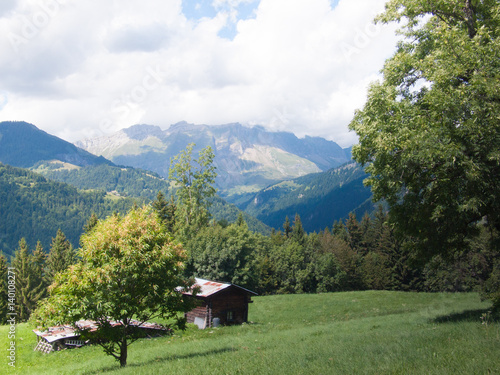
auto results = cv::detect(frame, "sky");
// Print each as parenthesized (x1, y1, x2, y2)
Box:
(0, 0, 399, 147)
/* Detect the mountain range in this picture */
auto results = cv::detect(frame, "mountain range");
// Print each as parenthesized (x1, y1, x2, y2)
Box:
(0, 120, 373, 255)
(75, 122, 352, 199)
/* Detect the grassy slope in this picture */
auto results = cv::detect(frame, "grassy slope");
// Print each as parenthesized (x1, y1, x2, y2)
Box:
(1, 292, 498, 374)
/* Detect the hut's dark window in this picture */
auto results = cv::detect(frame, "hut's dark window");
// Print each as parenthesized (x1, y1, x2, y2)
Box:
(227, 311, 234, 322)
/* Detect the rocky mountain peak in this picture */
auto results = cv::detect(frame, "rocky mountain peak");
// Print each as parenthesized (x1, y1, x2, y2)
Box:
(75, 122, 352, 198)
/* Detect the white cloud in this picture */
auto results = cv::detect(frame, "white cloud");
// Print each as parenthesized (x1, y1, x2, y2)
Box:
(0, 0, 17, 17)
(0, 0, 398, 147)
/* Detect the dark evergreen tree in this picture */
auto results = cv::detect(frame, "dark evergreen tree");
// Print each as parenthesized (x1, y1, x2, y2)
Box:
(283, 216, 292, 239)
(83, 213, 99, 233)
(361, 251, 391, 290)
(332, 220, 348, 242)
(236, 212, 246, 227)
(292, 214, 306, 246)
(11, 239, 46, 321)
(345, 213, 363, 252)
(46, 229, 76, 284)
(359, 213, 375, 253)
(32, 241, 48, 294)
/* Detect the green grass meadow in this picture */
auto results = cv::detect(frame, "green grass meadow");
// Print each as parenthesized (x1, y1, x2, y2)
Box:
(2, 291, 499, 374)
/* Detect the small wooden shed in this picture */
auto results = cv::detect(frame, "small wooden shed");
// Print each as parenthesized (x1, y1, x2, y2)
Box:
(183, 278, 257, 329)
(33, 320, 166, 353)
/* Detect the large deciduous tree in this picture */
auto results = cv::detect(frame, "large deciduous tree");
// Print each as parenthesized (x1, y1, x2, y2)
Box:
(30, 206, 196, 367)
(350, 1, 499, 252)
(349, 0, 500, 306)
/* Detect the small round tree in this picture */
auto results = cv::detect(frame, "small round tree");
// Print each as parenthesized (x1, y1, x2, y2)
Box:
(30, 206, 197, 367)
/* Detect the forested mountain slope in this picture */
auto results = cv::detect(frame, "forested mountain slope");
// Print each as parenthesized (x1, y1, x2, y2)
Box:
(31, 162, 270, 235)
(241, 163, 374, 232)
(0, 163, 135, 258)
(0, 161, 269, 259)
(32, 162, 170, 201)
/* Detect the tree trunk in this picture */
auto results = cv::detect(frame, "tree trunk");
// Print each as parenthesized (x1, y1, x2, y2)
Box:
(119, 338, 128, 367)
(464, 0, 477, 39)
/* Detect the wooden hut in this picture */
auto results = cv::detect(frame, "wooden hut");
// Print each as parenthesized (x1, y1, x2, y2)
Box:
(183, 278, 257, 329)
(33, 320, 167, 353)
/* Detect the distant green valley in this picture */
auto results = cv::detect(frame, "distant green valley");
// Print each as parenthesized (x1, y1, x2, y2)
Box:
(0, 163, 135, 258)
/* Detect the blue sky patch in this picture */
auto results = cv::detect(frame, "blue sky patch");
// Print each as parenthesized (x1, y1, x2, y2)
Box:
(182, 0, 259, 40)
(182, 0, 218, 21)
(218, 1, 259, 40)
(330, 0, 340, 9)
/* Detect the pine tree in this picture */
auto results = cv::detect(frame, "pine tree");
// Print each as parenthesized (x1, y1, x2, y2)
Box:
(283, 216, 292, 238)
(46, 229, 76, 284)
(292, 214, 306, 246)
(346, 213, 363, 252)
(83, 213, 99, 233)
(32, 241, 47, 295)
(11, 238, 46, 322)
(236, 212, 247, 227)
(332, 220, 348, 242)
(152, 191, 176, 233)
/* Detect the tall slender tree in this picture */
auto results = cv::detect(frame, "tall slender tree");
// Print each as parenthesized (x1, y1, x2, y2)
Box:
(46, 229, 76, 284)
(11, 239, 45, 321)
(169, 143, 217, 238)
(283, 216, 292, 239)
(32, 241, 48, 294)
(292, 214, 306, 246)
(83, 213, 99, 233)
(152, 191, 176, 233)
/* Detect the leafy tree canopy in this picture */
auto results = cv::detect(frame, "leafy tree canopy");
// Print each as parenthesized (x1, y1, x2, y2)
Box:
(30, 206, 196, 367)
(169, 143, 217, 238)
(349, 0, 500, 259)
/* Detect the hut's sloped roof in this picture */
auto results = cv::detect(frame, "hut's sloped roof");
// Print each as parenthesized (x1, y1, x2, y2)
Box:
(33, 319, 165, 343)
(33, 324, 80, 343)
(184, 278, 258, 298)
